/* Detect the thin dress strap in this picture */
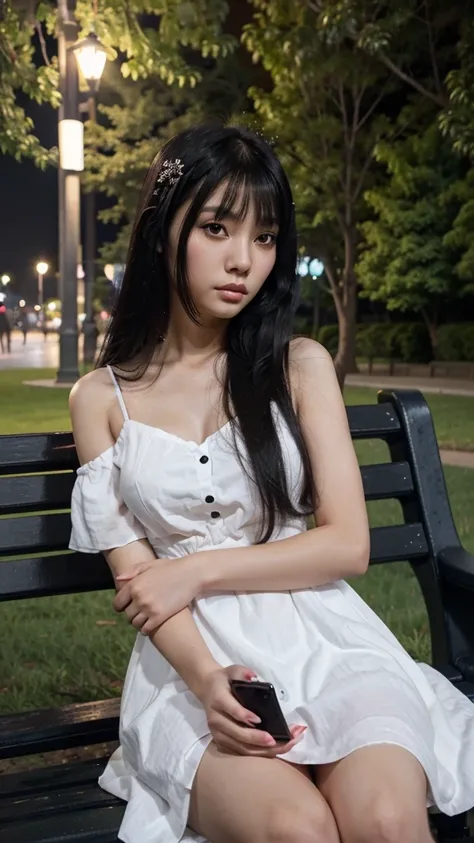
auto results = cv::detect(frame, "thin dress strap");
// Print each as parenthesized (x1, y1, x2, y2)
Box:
(106, 365, 130, 422)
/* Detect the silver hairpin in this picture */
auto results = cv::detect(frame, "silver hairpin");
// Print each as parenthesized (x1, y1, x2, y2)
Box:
(153, 158, 184, 194)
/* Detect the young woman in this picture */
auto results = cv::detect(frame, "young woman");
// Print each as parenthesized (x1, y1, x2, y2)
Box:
(69, 124, 474, 843)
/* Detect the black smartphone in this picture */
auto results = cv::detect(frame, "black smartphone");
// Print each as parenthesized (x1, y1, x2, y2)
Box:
(230, 679, 292, 743)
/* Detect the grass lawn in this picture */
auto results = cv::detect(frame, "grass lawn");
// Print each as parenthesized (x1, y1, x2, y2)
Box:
(0, 369, 473, 713)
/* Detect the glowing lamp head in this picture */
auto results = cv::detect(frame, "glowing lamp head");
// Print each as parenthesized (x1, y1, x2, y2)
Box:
(36, 261, 49, 276)
(72, 33, 108, 92)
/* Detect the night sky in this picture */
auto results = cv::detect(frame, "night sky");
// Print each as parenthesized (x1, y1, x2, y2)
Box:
(0, 95, 60, 304)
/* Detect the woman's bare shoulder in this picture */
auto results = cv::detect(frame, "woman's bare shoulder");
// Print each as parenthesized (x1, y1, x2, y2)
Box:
(289, 336, 332, 366)
(69, 367, 115, 417)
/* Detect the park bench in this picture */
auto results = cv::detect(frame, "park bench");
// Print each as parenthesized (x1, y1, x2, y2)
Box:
(0, 388, 474, 842)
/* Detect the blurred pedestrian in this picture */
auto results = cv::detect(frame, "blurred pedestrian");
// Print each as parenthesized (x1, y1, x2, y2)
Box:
(0, 305, 11, 353)
(18, 310, 29, 345)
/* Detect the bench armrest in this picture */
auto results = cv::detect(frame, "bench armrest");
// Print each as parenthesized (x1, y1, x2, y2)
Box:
(437, 546, 474, 590)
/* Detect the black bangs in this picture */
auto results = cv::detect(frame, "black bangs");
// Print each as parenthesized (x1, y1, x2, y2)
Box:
(212, 163, 282, 229)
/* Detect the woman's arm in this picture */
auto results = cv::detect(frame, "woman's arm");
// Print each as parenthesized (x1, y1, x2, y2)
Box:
(192, 338, 370, 593)
(70, 372, 221, 698)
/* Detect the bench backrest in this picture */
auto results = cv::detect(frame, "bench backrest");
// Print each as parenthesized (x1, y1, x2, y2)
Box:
(0, 389, 461, 666)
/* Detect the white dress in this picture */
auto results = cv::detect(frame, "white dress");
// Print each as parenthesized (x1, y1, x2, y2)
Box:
(69, 366, 474, 843)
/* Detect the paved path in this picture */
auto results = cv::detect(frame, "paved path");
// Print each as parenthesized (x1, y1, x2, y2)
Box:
(346, 373, 474, 397)
(0, 331, 61, 369)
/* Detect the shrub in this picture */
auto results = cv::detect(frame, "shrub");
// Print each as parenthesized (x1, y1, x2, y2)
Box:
(461, 324, 474, 361)
(389, 323, 432, 363)
(317, 324, 339, 356)
(436, 324, 467, 361)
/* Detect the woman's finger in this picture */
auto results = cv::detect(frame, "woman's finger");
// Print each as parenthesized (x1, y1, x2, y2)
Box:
(213, 724, 307, 757)
(210, 712, 276, 748)
(113, 584, 132, 612)
(131, 612, 149, 632)
(217, 690, 261, 726)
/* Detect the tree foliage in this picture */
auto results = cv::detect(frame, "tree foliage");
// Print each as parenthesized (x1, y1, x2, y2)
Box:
(306, 0, 474, 157)
(357, 124, 473, 348)
(0, 0, 233, 164)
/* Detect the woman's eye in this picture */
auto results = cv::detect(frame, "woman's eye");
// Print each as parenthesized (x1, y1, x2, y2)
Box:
(203, 223, 225, 236)
(257, 233, 277, 246)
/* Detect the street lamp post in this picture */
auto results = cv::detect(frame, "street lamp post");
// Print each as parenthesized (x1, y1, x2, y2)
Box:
(56, 9, 108, 382)
(73, 33, 108, 365)
(35, 261, 49, 308)
(56, 0, 81, 384)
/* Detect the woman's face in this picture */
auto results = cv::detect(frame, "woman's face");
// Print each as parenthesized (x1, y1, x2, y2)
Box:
(167, 182, 279, 321)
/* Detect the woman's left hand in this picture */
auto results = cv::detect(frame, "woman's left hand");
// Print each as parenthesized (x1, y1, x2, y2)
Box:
(112, 557, 202, 635)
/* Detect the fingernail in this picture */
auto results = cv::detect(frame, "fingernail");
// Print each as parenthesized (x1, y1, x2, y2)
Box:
(264, 736, 276, 745)
(248, 715, 261, 724)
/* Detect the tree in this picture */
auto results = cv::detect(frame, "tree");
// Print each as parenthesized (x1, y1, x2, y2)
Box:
(306, 0, 474, 157)
(243, 0, 400, 383)
(357, 124, 473, 354)
(0, 0, 234, 163)
(0, 0, 59, 166)
(84, 52, 250, 263)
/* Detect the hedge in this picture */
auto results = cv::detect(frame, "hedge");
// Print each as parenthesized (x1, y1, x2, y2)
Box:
(317, 322, 474, 363)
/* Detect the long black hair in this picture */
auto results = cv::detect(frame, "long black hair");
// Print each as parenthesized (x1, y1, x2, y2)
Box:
(97, 124, 314, 542)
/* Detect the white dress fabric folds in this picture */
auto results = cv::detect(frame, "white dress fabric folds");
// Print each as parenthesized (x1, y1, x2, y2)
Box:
(69, 368, 474, 843)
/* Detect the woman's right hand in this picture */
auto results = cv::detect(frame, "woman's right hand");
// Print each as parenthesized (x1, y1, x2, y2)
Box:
(196, 664, 306, 757)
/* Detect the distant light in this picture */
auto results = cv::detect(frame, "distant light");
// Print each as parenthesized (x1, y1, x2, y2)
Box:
(0, 292, 5, 303)
(104, 264, 114, 282)
(1, 274, 11, 285)
(59, 120, 84, 171)
(297, 258, 309, 277)
(19, 299, 26, 307)
(48, 302, 56, 312)
(36, 261, 49, 275)
(34, 305, 41, 312)
(100, 310, 109, 320)
(309, 258, 324, 277)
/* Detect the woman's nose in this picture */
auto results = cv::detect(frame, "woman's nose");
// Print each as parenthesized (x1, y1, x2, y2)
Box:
(225, 240, 251, 274)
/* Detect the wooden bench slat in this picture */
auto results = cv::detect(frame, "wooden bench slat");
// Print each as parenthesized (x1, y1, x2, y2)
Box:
(0, 553, 113, 602)
(0, 512, 72, 556)
(370, 523, 428, 564)
(361, 462, 413, 500)
(0, 764, 117, 826)
(0, 757, 109, 799)
(0, 803, 124, 843)
(0, 699, 120, 759)
(0, 432, 77, 476)
(0, 766, 119, 826)
(0, 474, 76, 515)
(346, 403, 401, 439)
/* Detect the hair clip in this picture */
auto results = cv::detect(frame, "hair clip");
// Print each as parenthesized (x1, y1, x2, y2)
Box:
(153, 159, 184, 194)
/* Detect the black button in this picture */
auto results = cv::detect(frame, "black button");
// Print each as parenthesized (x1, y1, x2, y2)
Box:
(205, 495, 215, 503)
(211, 511, 221, 519)
(199, 455, 209, 464)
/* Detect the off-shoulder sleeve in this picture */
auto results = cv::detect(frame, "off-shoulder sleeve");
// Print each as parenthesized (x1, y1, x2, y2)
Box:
(69, 447, 146, 553)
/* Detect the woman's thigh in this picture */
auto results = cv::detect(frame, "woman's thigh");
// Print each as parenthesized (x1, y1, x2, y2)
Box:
(188, 742, 340, 843)
(314, 745, 434, 843)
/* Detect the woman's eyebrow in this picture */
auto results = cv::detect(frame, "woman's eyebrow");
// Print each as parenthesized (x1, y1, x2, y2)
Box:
(200, 205, 237, 219)
(200, 205, 278, 227)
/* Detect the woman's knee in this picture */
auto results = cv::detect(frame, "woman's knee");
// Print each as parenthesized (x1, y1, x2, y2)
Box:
(351, 794, 431, 843)
(265, 798, 340, 843)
